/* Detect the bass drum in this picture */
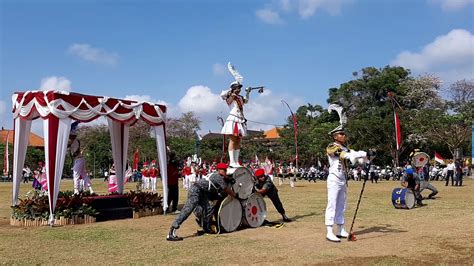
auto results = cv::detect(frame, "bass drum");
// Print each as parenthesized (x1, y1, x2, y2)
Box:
(232, 167, 256, 200)
(241, 193, 267, 228)
(217, 196, 242, 233)
(391, 188, 415, 209)
(412, 152, 430, 168)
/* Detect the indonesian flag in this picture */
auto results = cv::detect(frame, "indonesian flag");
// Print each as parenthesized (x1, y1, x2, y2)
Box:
(434, 152, 445, 165)
(133, 149, 139, 171)
(3, 131, 9, 176)
(394, 111, 402, 150)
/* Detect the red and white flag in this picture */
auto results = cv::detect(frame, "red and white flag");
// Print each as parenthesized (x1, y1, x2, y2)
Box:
(394, 111, 402, 150)
(133, 149, 139, 171)
(3, 131, 9, 176)
(434, 152, 445, 165)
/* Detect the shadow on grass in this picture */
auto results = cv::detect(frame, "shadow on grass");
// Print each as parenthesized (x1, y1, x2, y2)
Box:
(288, 211, 318, 221)
(354, 224, 407, 236)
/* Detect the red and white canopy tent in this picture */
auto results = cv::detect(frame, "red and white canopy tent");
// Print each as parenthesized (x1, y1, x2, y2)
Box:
(11, 90, 169, 224)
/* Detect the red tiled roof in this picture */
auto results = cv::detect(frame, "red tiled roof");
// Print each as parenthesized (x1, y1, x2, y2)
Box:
(264, 127, 281, 139)
(0, 129, 44, 147)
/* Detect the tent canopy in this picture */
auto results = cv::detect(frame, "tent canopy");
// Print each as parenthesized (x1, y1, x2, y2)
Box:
(11, 90, 169, 225)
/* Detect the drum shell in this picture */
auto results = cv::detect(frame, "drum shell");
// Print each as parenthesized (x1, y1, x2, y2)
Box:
(232, 167, 256, 200)
(391, 188, 415, 209)
(241, 193, 267, 228)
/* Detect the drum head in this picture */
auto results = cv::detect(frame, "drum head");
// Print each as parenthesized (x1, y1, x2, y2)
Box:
(232, 167, 256, 199)
(242, 193, 267, 228)
(405, 190, 415, 209)
(412, 152, 430, 168)
(218, 196, 242, 232)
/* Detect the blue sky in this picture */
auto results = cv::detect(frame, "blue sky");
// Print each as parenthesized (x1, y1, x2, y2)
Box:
(1, 0, 473, 134)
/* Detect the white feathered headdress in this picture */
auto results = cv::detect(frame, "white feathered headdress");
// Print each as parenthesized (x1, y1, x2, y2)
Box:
(227, 62, 243, 87)
(328, 104, 347, 135)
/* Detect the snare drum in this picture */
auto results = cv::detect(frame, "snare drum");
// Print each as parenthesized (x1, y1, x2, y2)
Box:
(232, 167, 256, 200)
(391, 188, 415, 209)
(217, 196, 242, 233)
(241, 193, 267, 228)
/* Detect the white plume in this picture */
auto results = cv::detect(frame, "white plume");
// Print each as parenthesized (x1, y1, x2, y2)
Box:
(227, 62, 243, 84)
(328, 104, 347, 125)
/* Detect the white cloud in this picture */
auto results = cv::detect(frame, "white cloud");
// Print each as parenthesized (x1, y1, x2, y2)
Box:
(256, 8, 284, 24)
(213, 63, 227, 76)
(68, 43, 119, 66)
(429, 0, 474, 11)
(40, 76, 72, 91)
(178, 86, 224, 115)
(256, 0, 352, 24)
(391, 29, 474, 82)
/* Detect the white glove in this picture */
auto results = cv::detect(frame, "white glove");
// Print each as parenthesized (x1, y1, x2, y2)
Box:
(348, 150, 367, 165)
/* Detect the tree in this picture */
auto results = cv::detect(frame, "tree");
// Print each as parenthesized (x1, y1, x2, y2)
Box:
(166, 111, 201, 139)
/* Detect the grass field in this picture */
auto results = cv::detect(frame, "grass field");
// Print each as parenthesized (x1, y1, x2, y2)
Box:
(0, 177, 473, 264)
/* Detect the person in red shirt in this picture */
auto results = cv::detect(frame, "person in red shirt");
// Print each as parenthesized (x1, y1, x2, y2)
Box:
(149, 160, 159, 192)
(166, 153, 180, 214)
(141, 162, 150, 190)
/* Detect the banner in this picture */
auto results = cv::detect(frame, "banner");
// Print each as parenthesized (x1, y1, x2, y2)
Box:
(394, 111, 402, 150)
(133, 149, 139, 171)
(3, 131, 9, 176)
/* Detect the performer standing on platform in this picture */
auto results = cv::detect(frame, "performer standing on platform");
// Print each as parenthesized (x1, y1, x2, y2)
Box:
(68, 122, 94, 194)
(324, 104, 367, 242)
(167, 163, 238, 241)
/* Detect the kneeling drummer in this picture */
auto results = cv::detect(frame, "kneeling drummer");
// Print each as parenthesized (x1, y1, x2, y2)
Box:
(254, 169, 291, 222)
(167, 163, 238, 241)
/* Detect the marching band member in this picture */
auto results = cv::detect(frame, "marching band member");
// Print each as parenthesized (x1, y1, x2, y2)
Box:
(264, 158, 274, 182)
(220, 62, 252, 168)
(141, 162, 150, 190)
(167, 163, 238, 241)
(288, 162, 296, 188)
(325, 126, 367, 242)
(254, 169, 291, 222)
(149, 160, 159, 192)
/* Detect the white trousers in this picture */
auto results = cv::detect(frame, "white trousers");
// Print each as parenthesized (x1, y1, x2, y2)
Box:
(325, 178, 347, 225)
(150, 177, 157, 192)
(143, 177, 150, 190)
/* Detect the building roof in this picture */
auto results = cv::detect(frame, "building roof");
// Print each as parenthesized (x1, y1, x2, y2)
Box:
(0, 129, 44, 147)
(264, 127, 281, 139)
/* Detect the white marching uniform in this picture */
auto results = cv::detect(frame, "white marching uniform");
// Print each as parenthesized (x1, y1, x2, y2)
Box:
(220, 90, 247, 137)
(325, 142, 366, 226)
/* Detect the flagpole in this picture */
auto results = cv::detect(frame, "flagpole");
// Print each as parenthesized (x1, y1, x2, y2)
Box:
(388, 92, 400, 168)
(281, 100, 298, 177)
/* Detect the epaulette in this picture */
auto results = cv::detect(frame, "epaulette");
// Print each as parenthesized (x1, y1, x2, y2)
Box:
(326, 143, 342, 156)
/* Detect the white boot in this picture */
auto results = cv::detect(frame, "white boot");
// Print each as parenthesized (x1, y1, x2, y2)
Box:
(326, 225, 341, 242)
(229, 149, 240, 168)
(337, 224, 349, 238)
(233, 149, 241, 167)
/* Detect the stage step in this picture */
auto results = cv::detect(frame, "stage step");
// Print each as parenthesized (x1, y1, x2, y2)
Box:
(95, 207, 134, 222)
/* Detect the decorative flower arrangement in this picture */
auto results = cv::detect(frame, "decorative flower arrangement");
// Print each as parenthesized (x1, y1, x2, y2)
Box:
(126, 191, 163, 218)
(11, 189, 99, 226)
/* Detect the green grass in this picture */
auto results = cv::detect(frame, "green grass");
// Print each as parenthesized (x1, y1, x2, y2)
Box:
(0, 177, 473, 264)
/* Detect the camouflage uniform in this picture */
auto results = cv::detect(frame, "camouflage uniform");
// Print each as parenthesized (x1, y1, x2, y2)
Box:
(171, 172, 230, 230)
(255, 175, 286, 215)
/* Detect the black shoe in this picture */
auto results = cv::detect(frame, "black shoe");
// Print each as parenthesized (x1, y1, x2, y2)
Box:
(282, 214, 292, 222)
(196, 230, 206, 236)
(166, 227, 183, 241)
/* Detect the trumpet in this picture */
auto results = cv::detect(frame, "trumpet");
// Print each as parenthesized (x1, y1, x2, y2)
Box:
(245, 86, 265, 94)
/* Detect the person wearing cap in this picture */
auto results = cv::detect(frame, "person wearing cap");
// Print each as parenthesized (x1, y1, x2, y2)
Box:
(166, 152, 180, 214)
(220, 81, 251, 168)
(325, 126, 367, 242)
(141, 162, 150, 190)
(167, 162, 238, 241)
(254, 168, 291, 222)
(149, 160, 159, 192)
(401, 168, 423, 206)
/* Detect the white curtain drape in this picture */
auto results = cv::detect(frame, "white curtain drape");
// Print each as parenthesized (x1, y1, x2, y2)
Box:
(107, 118, 130, 194)
(43, 117, 72, 224)
(153, 125, 168, 211)
(12, 118, 32, 205)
